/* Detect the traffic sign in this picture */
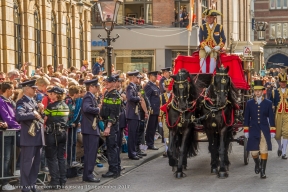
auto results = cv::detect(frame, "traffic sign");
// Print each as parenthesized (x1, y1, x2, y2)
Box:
(243, 46, 252, 57)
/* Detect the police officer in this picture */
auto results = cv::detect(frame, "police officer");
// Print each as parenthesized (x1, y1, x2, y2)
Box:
(44, 86, 69, 189)
(126, 71, 142, 160)
(145, 71, 161, 150)
(16, 80, 44, 192)
(101, 76, 121, 178)
(136, 74, 149, 156)
(199, 9, 226, 73)
(243, 80, 275, 179)
(159, 67, 171, 94)
(113, 74, 126, 173)
(81, 79, 101, 182)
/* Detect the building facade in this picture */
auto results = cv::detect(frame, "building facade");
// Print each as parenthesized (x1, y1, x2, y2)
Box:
(91, 0, 253, 73)
(254, 0, 288, 69)
(0, 0, 92, 74)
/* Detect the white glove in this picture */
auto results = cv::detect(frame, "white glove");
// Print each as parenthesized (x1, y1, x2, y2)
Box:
(271, 133, 275, 138)
(204, 46, 211, 53)
(213, 45, 220, 51)
(159, 122, 163, 127)
(244, 132, 249, 139)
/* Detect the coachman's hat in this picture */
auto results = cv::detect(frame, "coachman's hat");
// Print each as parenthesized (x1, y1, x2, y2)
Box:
(278, 72, 287, 82)
(253, 80, 265, 90)
(202, 9, 222, 16)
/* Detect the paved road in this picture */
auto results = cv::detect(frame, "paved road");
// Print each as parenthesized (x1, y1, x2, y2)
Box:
(93, 138, 288, 192)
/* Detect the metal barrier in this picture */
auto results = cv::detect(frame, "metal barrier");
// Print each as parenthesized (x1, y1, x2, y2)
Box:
(0, 129, 19, 180)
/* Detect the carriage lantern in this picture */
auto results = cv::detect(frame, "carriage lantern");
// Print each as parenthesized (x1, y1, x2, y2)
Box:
(255, 22, 268, 31)
(94, 0, 123, 76)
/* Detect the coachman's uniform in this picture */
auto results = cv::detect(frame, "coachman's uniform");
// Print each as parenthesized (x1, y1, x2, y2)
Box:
(81, 79, 101, 183)
(159, 67, 171, 94)
(44, 87, 69, 189)
(270, 72, 288, 158)
(101, 76, 121, 178)
(15, 80, 44, 192)
(199, 9, 226, 73)
(145, 71, 161, 150)
(244, 80, 276, 179)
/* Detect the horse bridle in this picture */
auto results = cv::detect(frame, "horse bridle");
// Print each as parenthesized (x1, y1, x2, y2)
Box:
(212, 72, 230, 106)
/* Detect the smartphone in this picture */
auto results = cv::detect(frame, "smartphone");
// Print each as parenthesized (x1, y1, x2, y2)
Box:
(31, 70, 35, 76)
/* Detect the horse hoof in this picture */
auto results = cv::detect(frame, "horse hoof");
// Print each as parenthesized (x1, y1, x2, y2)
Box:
(218, 172, 229, 179)
(211, 168, 218, 175)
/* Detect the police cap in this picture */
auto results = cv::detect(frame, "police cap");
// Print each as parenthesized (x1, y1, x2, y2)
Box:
(147, 71, 159, 76)
(113, 74, 124, 82)
(20, 79, 38, 88)
(47, 86, 65, 94)
(105, 76, 116, 83)
(84, 78, 100, 86)
(127, 70, 139, 77)
(161, 67, 171, 72)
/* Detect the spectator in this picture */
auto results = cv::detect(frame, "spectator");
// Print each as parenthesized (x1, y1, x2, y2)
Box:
(92, 57, 104, 75)
(60, 76, 69, 89)
(0, 82, 21, 191)
(81, 60, 89, 72)
(0, 72, 6, 82)
(47, 64, 54, 77)
(181, 8, 189, 27)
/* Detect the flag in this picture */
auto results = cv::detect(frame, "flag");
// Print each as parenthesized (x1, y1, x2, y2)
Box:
(186, 0, 195, 31)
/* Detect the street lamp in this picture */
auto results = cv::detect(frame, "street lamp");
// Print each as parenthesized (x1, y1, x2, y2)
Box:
(76, 0, 84, 15)
(95, 0, 122, 76)
(255, 21, 268, 31)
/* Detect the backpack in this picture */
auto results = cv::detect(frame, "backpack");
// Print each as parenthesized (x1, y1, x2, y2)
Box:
(92, 63, 100, 75)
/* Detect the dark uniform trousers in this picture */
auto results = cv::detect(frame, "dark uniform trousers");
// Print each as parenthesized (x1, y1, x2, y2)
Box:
(20, 146, 42, 192)
(137, 121, 145, 147)
(82, 134, 99, 180)
(127, 119, 139, 158)
(145, 114, 158, 147)
(117, 128, 123, 172)
(45, 131, 67, 185)
(106, 122, 119, 173)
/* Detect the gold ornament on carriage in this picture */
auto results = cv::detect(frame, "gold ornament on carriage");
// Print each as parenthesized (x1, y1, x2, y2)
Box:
(177, 123, 182, 127)
(212, 122, 217, 127)
(221, 78, 226, 84)
(179, 84, 184, 89)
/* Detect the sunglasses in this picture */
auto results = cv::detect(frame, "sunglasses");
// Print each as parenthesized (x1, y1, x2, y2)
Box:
(0, 78, 5, 80)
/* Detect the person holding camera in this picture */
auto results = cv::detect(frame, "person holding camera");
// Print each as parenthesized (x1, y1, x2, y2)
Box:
(44, 86, 69, 189)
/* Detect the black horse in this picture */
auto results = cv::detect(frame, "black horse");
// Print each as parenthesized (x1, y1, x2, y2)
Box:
(197, 65, 238, 178)
(166, 69, 199, 178)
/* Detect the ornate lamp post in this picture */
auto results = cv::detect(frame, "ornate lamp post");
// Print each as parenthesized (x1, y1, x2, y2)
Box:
(94, 0, 122, 76)
(255, 21, 268, 31)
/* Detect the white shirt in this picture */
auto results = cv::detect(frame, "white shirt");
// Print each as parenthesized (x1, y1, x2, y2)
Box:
(281, 88, 286, 93)
(256, 96, 262, 105)
(209, 24, 214, 29)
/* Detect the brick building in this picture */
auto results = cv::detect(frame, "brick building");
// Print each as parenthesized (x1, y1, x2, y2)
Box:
(0, 0, 92, 74)
(254, 0, 288, 70)
(91, 0, 253, 72)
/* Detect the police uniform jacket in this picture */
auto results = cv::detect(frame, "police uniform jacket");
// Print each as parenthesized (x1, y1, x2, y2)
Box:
(159, 76, 166, 94)
(199, 23, 226, 49)
(44, 100, 69, 127)
(100, 89, 121, 124)
(243, 98, 275, 151)
(126, 83, 140, 120)
(81, 92, 100, 135)
(16, 95, 43, 147)
(144, 81, 160, 115)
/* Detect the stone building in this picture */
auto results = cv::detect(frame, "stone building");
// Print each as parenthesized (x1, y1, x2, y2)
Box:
(254, 0, 288, 70)
(91, 0, 253, 72)
(0, 0, 92, 74)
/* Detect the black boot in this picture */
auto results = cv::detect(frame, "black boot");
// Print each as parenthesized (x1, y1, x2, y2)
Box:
(253, 157, 260, 174)
(260, 159, 267, 179)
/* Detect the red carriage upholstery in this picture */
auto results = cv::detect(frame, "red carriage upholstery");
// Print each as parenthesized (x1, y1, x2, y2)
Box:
(173, 52, 249, 90)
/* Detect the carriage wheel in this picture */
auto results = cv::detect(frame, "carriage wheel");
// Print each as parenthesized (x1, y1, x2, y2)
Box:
(243, 137, 249, 165)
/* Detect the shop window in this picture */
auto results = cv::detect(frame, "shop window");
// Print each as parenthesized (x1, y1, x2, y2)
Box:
(34, 9, 41, 68)
(14, 0, 22, 69)
(52, 13, 57, 71)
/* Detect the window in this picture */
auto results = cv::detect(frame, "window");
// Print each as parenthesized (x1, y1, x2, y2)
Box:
(283, 23, 288, 38)
(174, 0, 191, 27)
(284, 0, 288, 8)
(66, 18, 71, 68)
(14, 0, 22, 69)
(271, 0, 288, 9)
(270, 24, 276, 39)
(258, 31, 265, 40)
(79, 22, 84, 63)
(52, 13, 57, 71)
(270, 0, 276, 9)
(34, 9, 41, 68)
(277, 23, 282, 37)
(277, 0, 281, 8)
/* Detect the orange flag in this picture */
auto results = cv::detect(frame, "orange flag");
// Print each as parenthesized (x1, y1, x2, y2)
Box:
(186, 0, 195, 31)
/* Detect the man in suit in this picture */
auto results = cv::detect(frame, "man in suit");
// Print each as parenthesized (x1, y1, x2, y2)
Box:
(145, 71, 161, 150)
(199, 9, 226, 73)
(159, 67, 171, 94)
(81, 79, 101, 183)
(244, 80, 275, 179)
(126, 71, 142, 160)
(270, 71, 288, 159)
(16, 80, 44, 192)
